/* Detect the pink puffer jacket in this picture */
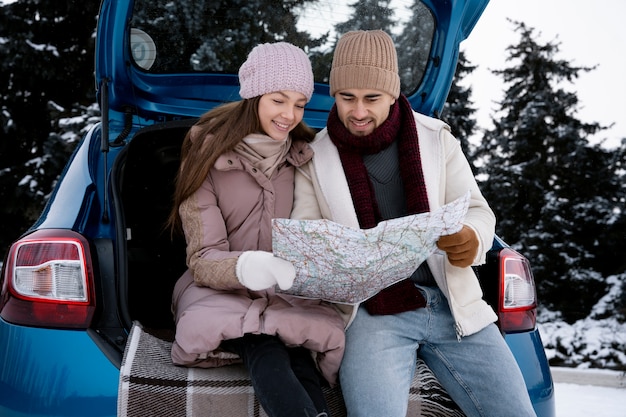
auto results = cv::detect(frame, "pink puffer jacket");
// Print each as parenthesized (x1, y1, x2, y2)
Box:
(171, 136, 345, 385)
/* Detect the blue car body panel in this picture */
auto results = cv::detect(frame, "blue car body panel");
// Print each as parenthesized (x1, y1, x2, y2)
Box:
(33, 125, 99, 231)
(506, 330, 556, 417)
(0, 0, 555, 415)
(0, 319, 118, 417)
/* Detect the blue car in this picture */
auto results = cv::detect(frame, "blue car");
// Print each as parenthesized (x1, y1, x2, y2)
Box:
(0, 0, 555, 415)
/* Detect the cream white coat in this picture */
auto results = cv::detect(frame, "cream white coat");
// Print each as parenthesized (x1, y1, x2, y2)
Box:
(291, 111, 498, 337)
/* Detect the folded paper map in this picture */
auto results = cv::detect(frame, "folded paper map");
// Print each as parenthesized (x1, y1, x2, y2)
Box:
(272, 191, 470, 304)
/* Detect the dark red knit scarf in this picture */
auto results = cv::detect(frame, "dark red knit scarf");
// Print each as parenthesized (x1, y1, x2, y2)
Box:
(327, 95, 428, 315)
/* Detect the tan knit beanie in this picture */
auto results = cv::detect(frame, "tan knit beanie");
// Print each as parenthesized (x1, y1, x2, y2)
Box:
(329, 30, 400, 98)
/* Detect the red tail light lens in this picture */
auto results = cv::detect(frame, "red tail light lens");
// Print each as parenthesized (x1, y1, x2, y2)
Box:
(1, 229, 95, 328)
(498, 248, 537, 333)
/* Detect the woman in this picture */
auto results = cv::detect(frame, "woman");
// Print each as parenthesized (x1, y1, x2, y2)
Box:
(167, 42, 344, 417)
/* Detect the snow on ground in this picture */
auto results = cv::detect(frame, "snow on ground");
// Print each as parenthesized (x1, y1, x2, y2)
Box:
(552, 367, 626, 417)
(555, 383, 626, 417)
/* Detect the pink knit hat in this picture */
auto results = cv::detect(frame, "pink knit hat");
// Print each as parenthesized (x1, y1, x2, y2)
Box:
(238, 42, 314, 102)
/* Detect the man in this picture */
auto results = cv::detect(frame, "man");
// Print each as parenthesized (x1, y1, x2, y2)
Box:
(291, 30, 536, 417)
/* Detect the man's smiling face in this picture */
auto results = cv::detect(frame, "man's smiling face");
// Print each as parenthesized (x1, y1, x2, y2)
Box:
(334, 88, 396, 136)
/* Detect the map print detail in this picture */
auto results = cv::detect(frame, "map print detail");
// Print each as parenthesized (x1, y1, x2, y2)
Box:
(272, 191, 471, 304)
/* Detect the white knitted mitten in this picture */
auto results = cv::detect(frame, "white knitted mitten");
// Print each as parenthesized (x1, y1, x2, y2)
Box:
(236, 251, 296, 291)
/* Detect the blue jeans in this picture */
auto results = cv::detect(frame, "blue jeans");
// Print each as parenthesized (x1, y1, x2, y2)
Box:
(339, 286, 537, 417)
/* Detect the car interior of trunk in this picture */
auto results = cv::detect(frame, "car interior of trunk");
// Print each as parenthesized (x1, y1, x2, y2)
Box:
(119, 119, 195, 332)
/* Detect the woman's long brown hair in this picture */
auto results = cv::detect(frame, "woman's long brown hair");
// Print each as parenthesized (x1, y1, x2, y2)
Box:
(166, 97, 315, 237)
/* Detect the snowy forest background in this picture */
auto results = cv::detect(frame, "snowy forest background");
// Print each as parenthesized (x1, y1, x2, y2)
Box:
(0, 0, 624, 370)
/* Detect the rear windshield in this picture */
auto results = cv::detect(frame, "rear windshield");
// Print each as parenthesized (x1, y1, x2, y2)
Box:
(130, 0, 435, 94)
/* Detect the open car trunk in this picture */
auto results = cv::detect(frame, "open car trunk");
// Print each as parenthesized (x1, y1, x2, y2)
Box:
(117, 120, 193, 333)
(111, 120, 468, 416)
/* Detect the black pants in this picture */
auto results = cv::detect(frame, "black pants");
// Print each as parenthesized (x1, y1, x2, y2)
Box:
(221, 334, 329, 417)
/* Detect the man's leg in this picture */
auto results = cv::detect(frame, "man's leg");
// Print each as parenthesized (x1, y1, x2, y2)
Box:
(339, 305, 420, 417)
(416, 286, 537, 417)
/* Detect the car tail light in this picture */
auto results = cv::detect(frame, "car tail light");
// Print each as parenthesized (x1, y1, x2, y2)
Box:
(0, 229, 95, 328)
(497, 248, 537, 333)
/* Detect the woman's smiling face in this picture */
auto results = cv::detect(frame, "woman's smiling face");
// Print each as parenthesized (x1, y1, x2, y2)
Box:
(258, 90, 307, 141)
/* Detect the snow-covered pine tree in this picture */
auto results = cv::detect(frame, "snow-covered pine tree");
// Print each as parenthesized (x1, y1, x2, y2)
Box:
(395, 0, 435, 95)
(335, 0, 395, 34)
(0, 0, 100, 251)
(441, 51, 479, 167)
(474, 20, 626, 323)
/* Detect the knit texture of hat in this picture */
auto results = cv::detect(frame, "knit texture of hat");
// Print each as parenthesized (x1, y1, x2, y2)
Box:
(330, 30, 400, 98)
(239, 42, 314, 102)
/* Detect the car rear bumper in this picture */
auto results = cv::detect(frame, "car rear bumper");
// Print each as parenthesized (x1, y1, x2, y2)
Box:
(0, 319, 555, 417)
(0, 318, 119, 416)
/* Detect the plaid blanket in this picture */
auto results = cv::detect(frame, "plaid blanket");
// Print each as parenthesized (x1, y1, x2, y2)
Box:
(118, 322, 465, 417)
